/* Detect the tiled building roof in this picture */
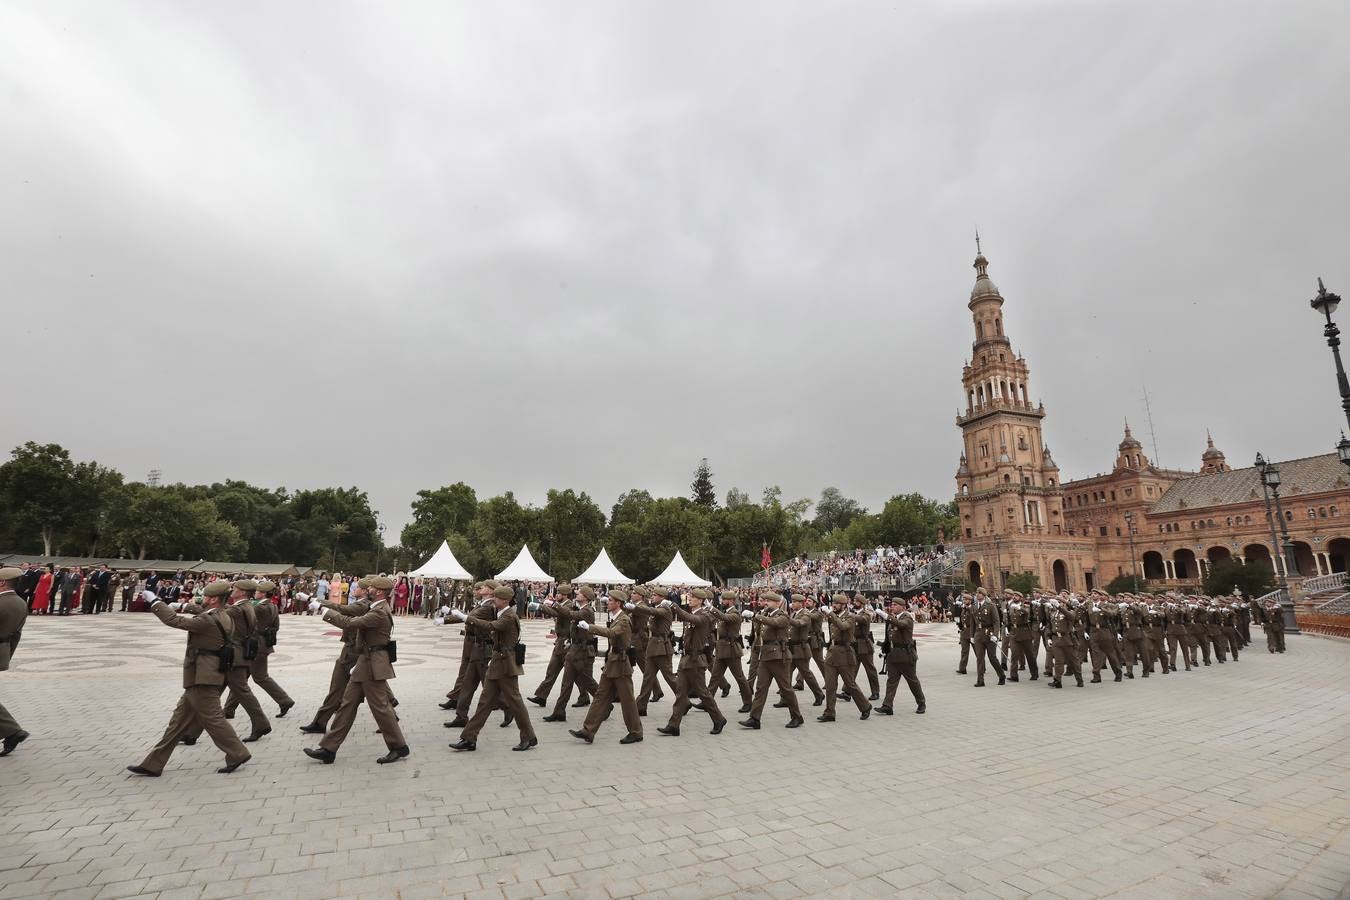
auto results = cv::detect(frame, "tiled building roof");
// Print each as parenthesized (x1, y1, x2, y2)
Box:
(1149, 453, 1349, 514)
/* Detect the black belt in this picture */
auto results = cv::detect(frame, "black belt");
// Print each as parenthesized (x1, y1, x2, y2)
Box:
(194, 647, 225, 656)
(365, 644, 390, 653)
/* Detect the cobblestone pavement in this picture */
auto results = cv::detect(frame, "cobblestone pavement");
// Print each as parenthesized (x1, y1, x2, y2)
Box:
(1, 612, 1347, 899)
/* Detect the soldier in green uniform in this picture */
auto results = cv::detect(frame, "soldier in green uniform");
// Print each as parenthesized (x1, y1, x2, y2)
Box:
(540, 586, 598, 723)
(781, 594, 825, 707)
(1045, 598, 1084, 689)
(223, 579, 294, 718)
(657, 588, 726, 736)
(850, 595, 881, 700)
(707, 591, 753, 714)
(529, 583, 590, 710)
(1006, 592, 1039, 682)
(953, 592, 972, 674)
(448, 585, 537, 752)
(1086, 593, 1122, 683)
(1143, 598, 1170, 674)
(1164, 596, 1191, 671)
(876, 597, 925, 715)
(570, 590, 643, 744)
(1118, 597, 1148, 678)
(968, 590, 1006, 687)
(627, 586, 664, 704)
(817, 594, 871, 722)
(0, 568, 31, 757)
(741, 591, 805, 729)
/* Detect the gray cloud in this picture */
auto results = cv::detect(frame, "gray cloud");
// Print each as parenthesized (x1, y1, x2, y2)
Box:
(2, 0, 1347, 536)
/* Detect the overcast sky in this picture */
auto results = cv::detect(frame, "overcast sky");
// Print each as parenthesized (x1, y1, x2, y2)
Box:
(3, 1, 1348, 538)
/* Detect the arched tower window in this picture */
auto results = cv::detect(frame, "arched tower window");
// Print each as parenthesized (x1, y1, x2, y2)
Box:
(976, 321, 984, 340)
(995, 317, 1002, 335)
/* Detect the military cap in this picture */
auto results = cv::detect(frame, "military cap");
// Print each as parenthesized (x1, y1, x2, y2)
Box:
(761, 591, 783, 603)
(233, 579, 259, 592)
(367, 575, 395, 591)
(610, 589, 630, 604)
(691, 588, 712, 601)
(204, 581, 232, 598)
(492, 585, 514, 601)
(720, 591, 738, 603)
(0, 566, 23, 583)
(631, 585, 651, 598)
(356, 576, 371, 589)
(886, 596, 904, 607)
(256, 579, 276, 592)
(578, 585, 597, 601)
(790, 593, 806, 604)
(482, 579, 499, 589)
(556, 583, 575, 597)
(830, 593, 849, 604)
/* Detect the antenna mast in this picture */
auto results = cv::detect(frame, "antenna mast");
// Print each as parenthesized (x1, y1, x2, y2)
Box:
(1141, 387, 1162, 469)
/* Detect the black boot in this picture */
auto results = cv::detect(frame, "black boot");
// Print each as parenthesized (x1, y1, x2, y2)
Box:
(512, 737, 538, 751)
(376, 746, 410, 764)
(542, 714, 565, 723)
(527, 696, 546, 707)
(737, 703, 752, 714)
(739, 718, 761, 730)
(299, 722, 325, 734)
(619, 733, 643, 744)
(500, 711, 514, 728)
(439, 699, 456, 710)
(444, 718, 468, 728)
(568, 729, 593, 744)
(876, 705, 894, 715)
(303, 747, 336, 764)
(785, 716, 803, 728)
(657, 725, 680, 737)
(710, 718, 726, 735)
(449, 739, 476, 752)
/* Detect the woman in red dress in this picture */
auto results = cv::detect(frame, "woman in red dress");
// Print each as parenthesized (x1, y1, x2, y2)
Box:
(392, 575, 410, 616)
(32, 565, 54, 614)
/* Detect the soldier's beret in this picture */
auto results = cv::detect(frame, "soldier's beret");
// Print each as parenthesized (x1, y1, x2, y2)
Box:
(233, 579, 259, 592)
(356, 577, 370, 589)
(0, 567, 23, 582)
(720, 591, 738, 603)
(886, 596, 904, 607)
(790, 594, 806, 604)
(761, 591, 783, 603)
(367, 575, 395, 591)
(610, 589, 630, 604)
(483, 580, 499, 589)
(556, 583, 575, 597)
(631, 585, 650, 598)
(256, 580, 277, 592)
(578, 586, 597, 601)
(204, 581, 232, 598)
(691, 588, 712, 601)
(830, 593, 849, 604)
(492, 585, 514, 601)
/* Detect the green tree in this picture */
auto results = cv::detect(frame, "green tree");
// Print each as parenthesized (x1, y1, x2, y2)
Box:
(105, 484, 244, 560)
(67, 460, 125, 555)
(724, 487, 751, 509)
(1104, 573, 1145, 594)
(400, 482, 479, 562)
(536, 488, 606, 581)
(1005, 571, 1040, 594)
(610, 489, 654, 526)
(813, 487, 867, 534)
(469, 492, 538, 576)
(0, 442, 77, 554)
(691, 458, 717, 508)
(1203, 559, 1275, 599)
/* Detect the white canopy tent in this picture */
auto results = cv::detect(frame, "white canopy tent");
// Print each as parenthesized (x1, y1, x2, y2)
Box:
(408, 540, 474, 581)
(494, 544, 554, 582)
(572, 547, 634, 585)
(647, 551, 712, 587)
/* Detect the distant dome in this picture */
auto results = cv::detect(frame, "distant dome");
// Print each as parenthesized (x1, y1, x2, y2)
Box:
(970, 253, 1001, 301)
(1118, 423, 1143, 452)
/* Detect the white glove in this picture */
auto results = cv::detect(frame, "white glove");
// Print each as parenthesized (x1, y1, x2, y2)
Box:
(577, 620, 591, 632)
(660, 599, 673, 608)
(168, 601, 182, 611)
(307, 600, 321, 614)
(543, 598, 555, 607)
(623, 603, 635, 611)
(450, 609, 468, 622)
(741, 609, 754, 619)
(875, 609, 889, 620)
(149, 598, 163, 608)
(439, 606, 450, 616)
(433, 615, 446, 626)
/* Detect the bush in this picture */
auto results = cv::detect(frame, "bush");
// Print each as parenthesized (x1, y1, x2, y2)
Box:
(1104, 573, 1146, 594)
(1203, 559, 1275, 598)
(1004, 571, 1040, 594)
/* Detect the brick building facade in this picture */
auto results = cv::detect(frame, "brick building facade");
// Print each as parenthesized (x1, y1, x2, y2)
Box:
(953, 249, 1350, 593)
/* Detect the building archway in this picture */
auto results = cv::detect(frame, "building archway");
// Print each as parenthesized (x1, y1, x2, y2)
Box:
(1243, 544, 1273, 572)
(1142, 551, 1166, 580)
(1207, 546, 1232, 566)
(1327, 537, 1350, 573)
(1052, 559, 1069, 592)
(1173, 548, 1198, 580)
(1291, 541, 1316, 576)
(968, 560, 983, 588)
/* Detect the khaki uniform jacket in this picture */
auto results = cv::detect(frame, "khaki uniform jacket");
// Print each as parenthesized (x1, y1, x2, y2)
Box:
(822, 610, 858, 667)
(852, 607, 876, 654)
(152, 600, 234, 688)
(542, 596, 578, 642)
(1047, 608, 1075, 645)
(0, 589, 27, 671)
(324, 601, 396, 682)
(970, 599, 1001, 636)
(556, 602, 597, 660)
(672, 605, 715, 670)
(466, 604, 497, 661)
(644, 603, 675, 658)
(1165, 603, 1188, 635)
(467, 606, 524, 679)
(1120, 604, 1145, 640)
(788, 609, 814, 660)
(884, 612, 917, 665)
(591, 611, 634, 678)
(224, 600, 259, 669)
(752, 608, 792, 661)
(711, 608, 745, 659)
(254, 601, 281, 656)
(807, 609, 826, 649)
(1007, 602, 1035, 640)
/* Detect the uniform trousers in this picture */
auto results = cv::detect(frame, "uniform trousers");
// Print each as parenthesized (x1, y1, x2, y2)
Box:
(957, 629, 972, 671)
(534, 639, 588, 702)
(855, 644, 880, 696)
(1166, 631, 1192, 670)
(0, 697, 21, 739)
(225, 653, 292, 715)
(1222, 627, 1241, 660)
(139, 685, 249, 774)
(1206, 628, 1228, 663)
(784, 657, 823, 702)
(1049, 638, 1083, 685)
(666, 662, 721, 727)
(446, 638, 475, 701)
(187, 666, 267, 738)
(637, 654, 678, 709)
(462, 675, 535, 742)
(312, 647, 399, 727)
(972, 632, 1004, 682)
(1089, 630, 1122, 678)
(1146, 631, 1170, 673)
(1190, 626, 1211, 664)
(882, 659, 925, 709)
(750, 658, 801, 720)
(1010, 636, 1040, 679)
(821, 658, 868, 718)
(320, 679, 404, 751)
(581, 672, 641, 737)
(550, 652, 598, 718)
(1121, 637, 1147, 675)
(708, 654, 752, 706)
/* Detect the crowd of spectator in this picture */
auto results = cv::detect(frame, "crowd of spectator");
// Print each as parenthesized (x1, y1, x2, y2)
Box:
(753, 545, 955, 592)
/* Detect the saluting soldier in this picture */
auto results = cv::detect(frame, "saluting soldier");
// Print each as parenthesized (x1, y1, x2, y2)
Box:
(1234, 595, 1253, 647)
(1202, 599, 1228, 664)
(1045, 598, 1084, 689)
(1218, 601, 1241, 661)
(448, 585, 537, 752)
(740, 591, 805, 729)
(850, 596, 881, 700)
(968, 590, 1006, 687)
(528, 583, 589, 710)
(0, 567, 31, 758)
(441, 580, 495, 711)
(1188, 600, 1212, 666)
(633, 589, 678, 716)
(953, 592, 972, 674)
(208, 580, 272, 742)
(127, 581, 250, 776)
(805, 596, 830, 691)
(570, 590, 643, 744)
(1086, 593, 1123, 684)
(224, 579, 294, 719)
(816, 593, 871, 723)
(876, 596, 925, 715)
(540, 586, 598, 723)
(300, 577, 399, 734)
(303, 575, 409, 765)
(626, 586, 665, 704)
(1006, 592, 1040, 682)
(657, 588, 726, 736)
(1118, 597, 1148, 679)
(707, 591, 753, 714)
(781, 594, 825, 708)
(1144, 598, 1170, 674)
(1263, 599, 1286, 653)
(1164, 596, 1192, 672)
(444, 584, 507, 729)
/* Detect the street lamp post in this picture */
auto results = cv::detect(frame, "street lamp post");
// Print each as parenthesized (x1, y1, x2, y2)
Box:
(1310, 278, 1350, 438)
(1255, 452, 1301, 634)
(1123, 511, 1139, 592)
(376, 522, 385, 574)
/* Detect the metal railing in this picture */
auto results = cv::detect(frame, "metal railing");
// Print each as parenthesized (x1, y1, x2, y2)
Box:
(1315, 591, 1350, 615)
(1300, 572, 1348, 595)
(752, 547, 964, 594)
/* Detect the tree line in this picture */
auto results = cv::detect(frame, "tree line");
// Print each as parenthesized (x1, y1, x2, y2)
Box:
(0, 444, 957, 582)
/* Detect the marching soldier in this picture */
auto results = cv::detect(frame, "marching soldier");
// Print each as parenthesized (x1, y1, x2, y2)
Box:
(299, 577, 399, 734)
(1144, 598, 1170, 674)
(1045, 598, 1084, 688)
(442, 580, 492, 711)
(782, 594, 825, 707)
(0, 567, 30, 758)
(224, 579, 294, 719)
(1164, 596, 1192, 671)
(528, 583, 590, 710)
(633, 589, 678, 715)
(1188, 599, 1212, 666)
(850, 596, 881, 700)
(1203, 599, 1228, 664)
(448, 585, 537, 751)
(1219, 601, 1241, 661)
(1118, 597, 1148, 678)
(444, 584, 506, 729)
(1234, 595, 1253, 647)
(953, 592, 972, 674)
(805, 596, 830, 691)
(657, 588, 726, 736)
(570, 590, 643, 744)
(876, 597, 925, 715)
(627, 586, 665, 704)
(968, 590, 1006, 687)
(1086, 593, 1122, 683)
(206, 580, 272, 742)
(816, 594, 871, 722)
(707, 591, 753, 714)
(1006, 592, 1040, 682)
(1263, 599, 1286, 653)
(540, 586, 598, 723)
(303, 576, 409, 765)
(740, 591, 805, 729)
(127, 581, 250, 776)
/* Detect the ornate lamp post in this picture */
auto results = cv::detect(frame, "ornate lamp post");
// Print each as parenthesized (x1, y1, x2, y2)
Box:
(1123, 511, 1139, 592)
(375, 522, 385, 573)
(1255, 452, 1300, 633)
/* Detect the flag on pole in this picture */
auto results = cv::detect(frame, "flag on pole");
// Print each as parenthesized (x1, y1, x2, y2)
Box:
(761, 543, 771, 570)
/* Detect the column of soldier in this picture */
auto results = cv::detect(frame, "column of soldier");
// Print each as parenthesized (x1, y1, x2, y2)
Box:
(948, 587, 1289, 690)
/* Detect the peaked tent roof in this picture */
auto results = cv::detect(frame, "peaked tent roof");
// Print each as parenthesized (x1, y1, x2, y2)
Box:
(495, 544, 554, 582)
(648, 551, 711, 587)
(409, 540, 474, 580)
(572, 547, 634, 585)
